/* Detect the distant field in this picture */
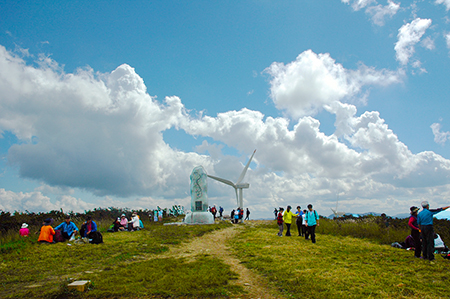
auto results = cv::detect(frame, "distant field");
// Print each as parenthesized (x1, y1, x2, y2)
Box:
(1, 218, 450, 298)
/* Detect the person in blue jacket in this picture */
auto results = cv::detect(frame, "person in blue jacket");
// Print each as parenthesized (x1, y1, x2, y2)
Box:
(54, 216, 79, 240)
(80, 216, 97, 238)
(305, 204, 320, 243)
(417, 201, 450, 261)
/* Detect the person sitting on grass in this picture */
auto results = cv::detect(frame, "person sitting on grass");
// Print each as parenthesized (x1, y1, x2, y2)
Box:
(119, 214, 128, 231)
(54, 215, 79, 241)
(38, 219, 55, 244)
(80, 216, 97, 238)
(80, 216, 103, 244)
(19, 223, 29, 237)
(128, 212, 140, 231)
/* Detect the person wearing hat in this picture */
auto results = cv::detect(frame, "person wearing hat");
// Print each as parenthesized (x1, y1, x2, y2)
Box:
(408, 206, 421, 258)
(417, 201, 450, 261)
(129, 212, 140, 231)
(54, 216, 79, 241)
(119, 214, 128, 230)
(38, 219, 55, 243)
(19, 223, 29, 237)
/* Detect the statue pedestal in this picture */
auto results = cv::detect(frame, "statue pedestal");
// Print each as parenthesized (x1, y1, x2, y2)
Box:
(184, 212, 214, 224)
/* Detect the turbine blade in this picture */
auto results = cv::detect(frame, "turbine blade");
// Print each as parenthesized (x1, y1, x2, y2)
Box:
(236, 149, 256, 184)
(207, 175, 237, 189)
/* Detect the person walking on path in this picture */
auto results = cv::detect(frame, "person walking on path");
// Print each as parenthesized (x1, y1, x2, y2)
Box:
(245, 208, 250, 220)
(295, 206, 304, 236)
(305, 204, 319, 243)
(408, 206, 422, 258)
(417, 201, 450, 261)
(277, 207, 284, 236)
(283, 206, 296, 236)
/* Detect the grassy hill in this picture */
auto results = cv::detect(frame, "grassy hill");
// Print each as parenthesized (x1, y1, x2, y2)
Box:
(1, 217, 450, 298)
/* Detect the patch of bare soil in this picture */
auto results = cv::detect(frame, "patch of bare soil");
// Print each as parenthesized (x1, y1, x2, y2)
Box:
(165, 221, 285, 299)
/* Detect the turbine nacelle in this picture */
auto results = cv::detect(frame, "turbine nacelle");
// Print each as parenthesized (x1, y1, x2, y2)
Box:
(236, 183, 249, 189)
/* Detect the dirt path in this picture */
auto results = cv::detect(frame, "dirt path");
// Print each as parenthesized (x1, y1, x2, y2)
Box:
(165, 221, 285, 299)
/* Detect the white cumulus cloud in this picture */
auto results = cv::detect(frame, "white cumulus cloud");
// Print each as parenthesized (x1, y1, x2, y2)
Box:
(395, 18, 432, 65)
(264, 50, 401, 119)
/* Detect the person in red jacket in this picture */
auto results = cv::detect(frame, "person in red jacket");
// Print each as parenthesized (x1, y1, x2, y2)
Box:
(408, 206, 421, 258)
(277, 207, 284, 237)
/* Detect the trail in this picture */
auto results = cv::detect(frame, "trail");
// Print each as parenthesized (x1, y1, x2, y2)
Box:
(164, 221, 285, 299)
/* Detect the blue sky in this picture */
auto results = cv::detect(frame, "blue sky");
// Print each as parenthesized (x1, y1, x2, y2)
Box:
(1, 0, 450, 219)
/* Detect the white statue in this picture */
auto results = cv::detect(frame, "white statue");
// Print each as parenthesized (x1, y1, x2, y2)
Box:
(184, 166, 214, 224)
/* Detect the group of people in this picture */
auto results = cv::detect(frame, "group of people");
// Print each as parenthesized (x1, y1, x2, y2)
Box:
(31, 215, 101, 244)
(230, 207, 250, 223)
(277, 204, 320, 243)
(208, 206, 224, 219)
(408, 201, 450, 261)
(109, 212, 144, 232)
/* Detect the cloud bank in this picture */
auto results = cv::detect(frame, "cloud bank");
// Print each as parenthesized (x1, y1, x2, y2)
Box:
(1, 45, 450, 215)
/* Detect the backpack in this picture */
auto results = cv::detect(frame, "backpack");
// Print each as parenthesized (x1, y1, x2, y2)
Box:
(54, 229, 64, 243)
(89, 231, 103, 244)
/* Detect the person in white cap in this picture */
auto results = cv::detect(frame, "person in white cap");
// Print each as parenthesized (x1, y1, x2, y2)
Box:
(417, 201, 450, 261)
(19, 223, 29, 237)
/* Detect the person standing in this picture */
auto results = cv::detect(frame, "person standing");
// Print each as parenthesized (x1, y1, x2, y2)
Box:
(277, 207, 284, 236)
(417, 201, 450, 261)
(302, 209, 307, 237)
(219, 206, 224, 218)
(54, 216, 79, 241)
(283, 206, 296, 236)
(408, 206, 422, 258)
(305, 204, 319, 243)
(295, 206, 304, 236)
(245, 208, 250, 220)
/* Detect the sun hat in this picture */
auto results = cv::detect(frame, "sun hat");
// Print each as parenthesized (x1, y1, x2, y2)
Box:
(21, 223, 28, 229)
(421, 201, 429, 208)
(410, 206, 419, 214)
(121, 214, 126, 217)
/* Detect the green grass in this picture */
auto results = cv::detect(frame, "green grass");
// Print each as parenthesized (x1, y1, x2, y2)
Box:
(0, 221, 238, 298)
(2, 218, 450, 298)
(229, 222, 450, 299)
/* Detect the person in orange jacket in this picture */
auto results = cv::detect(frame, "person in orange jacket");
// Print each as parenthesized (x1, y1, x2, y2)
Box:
(38, 218, 55, 243)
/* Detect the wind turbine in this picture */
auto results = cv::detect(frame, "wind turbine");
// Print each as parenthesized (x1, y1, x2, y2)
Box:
(207, 150, 256, 209)
(330, 193, 345, 218)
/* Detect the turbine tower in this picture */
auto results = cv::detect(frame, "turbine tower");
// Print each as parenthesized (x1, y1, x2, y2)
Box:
(208, 150, 256, 209)
(330, 193, 345, 218)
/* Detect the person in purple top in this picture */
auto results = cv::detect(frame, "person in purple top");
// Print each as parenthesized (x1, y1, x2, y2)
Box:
(417, 201, 450, 261)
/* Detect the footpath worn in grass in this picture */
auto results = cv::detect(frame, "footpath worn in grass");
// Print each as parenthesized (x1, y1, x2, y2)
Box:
(230, 222, 450, 299)
(0, 221, 239, 298)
